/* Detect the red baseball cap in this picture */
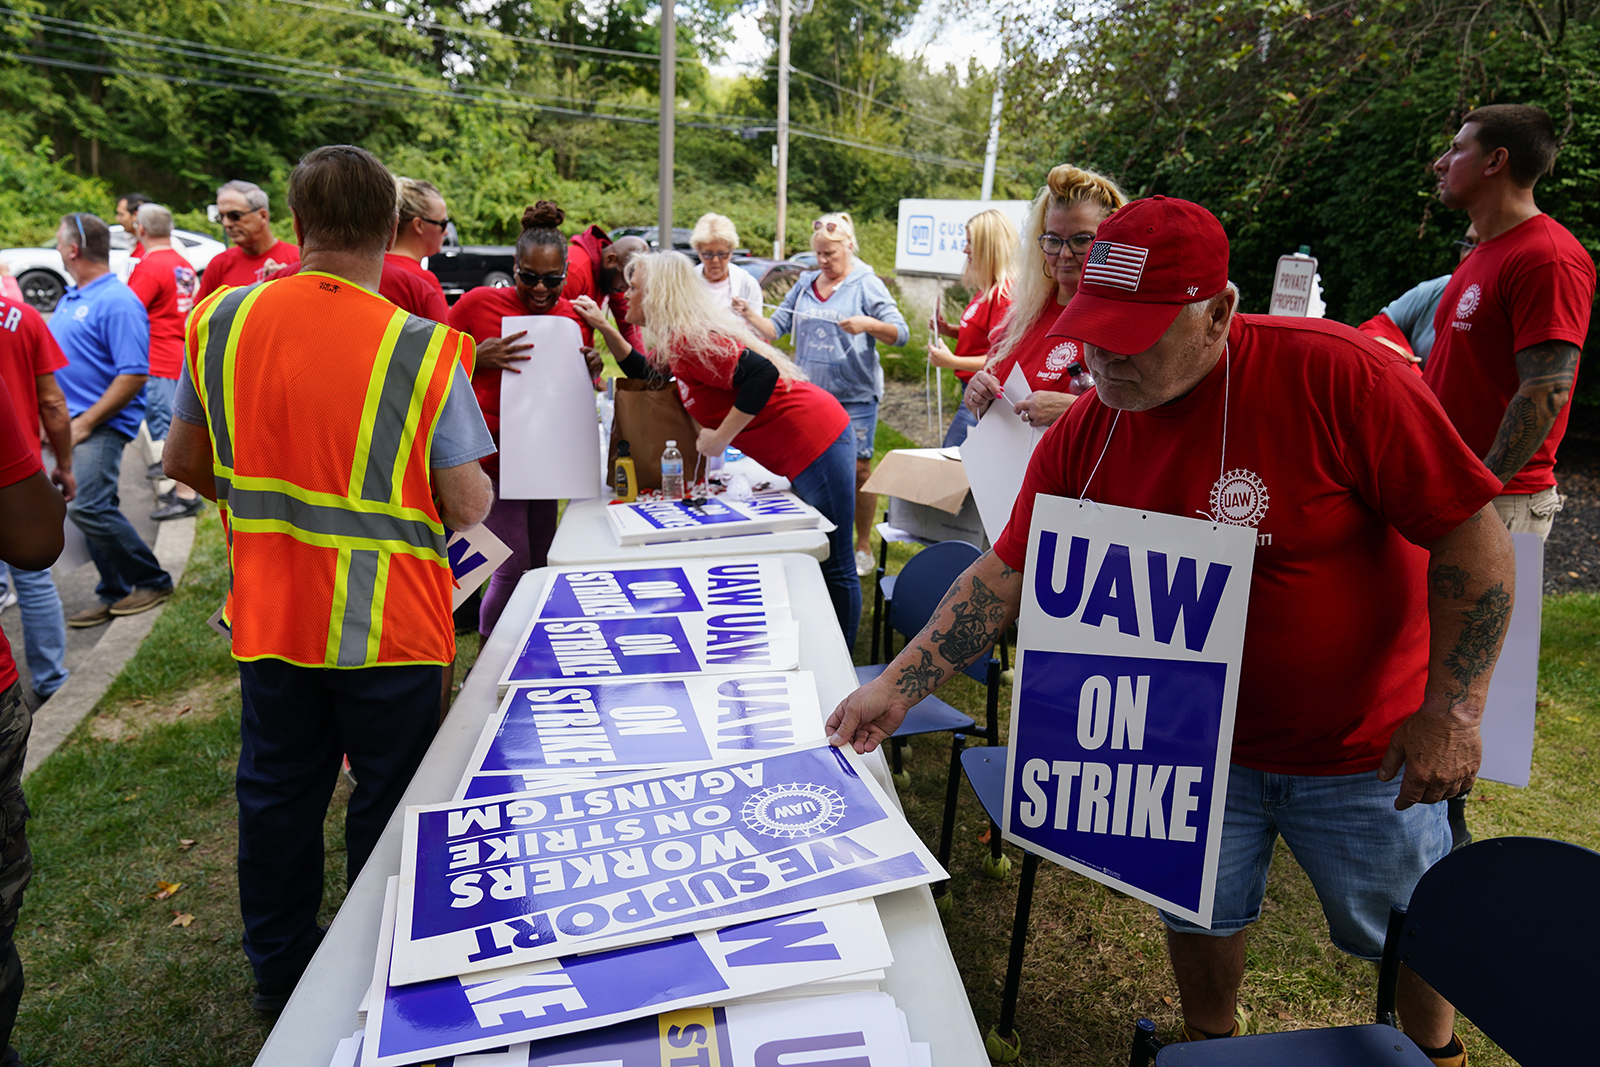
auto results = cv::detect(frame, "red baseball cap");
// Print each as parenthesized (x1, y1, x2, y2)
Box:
(1049, 195, 1230, 353)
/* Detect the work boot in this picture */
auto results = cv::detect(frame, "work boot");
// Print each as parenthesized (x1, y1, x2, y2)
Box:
(109, 587, 173, 616)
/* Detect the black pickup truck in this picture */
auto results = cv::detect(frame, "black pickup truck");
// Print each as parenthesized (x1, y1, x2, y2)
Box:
(425, 224, 516, 303)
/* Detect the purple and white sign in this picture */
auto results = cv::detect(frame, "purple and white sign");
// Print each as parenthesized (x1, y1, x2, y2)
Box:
(365, 878, 891, 1066)
(605, 493, 824, 547)
(459, 673, 827, 800)
(497, 612, 800, 693)
(531, 559, 790, 620)
(393, 744, 944, 984)
(447, 524, 514, 612)
(1003, 495, 1254, 927)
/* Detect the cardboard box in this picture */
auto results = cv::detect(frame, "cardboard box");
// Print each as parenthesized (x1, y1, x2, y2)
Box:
(861, 448, 985, 547)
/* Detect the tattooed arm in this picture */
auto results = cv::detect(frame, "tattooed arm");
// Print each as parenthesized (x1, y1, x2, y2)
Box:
(1483, 340, 1581, 485)
(1378, 503, 1515, 809)
(826, 550, 1024, 754)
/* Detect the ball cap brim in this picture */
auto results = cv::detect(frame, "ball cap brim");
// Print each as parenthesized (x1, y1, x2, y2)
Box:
(1048, 195, 1229, 354)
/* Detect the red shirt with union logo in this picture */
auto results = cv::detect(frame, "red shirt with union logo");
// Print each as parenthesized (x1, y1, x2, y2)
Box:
(1422, 213, 1594, 494)
(995, 314, 1501, 775)
(989, 307, 1086, 393)
(953, 283, 1011, 383)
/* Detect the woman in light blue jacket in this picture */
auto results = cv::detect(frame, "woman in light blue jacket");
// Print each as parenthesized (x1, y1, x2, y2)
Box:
(735, 212, 909, 581)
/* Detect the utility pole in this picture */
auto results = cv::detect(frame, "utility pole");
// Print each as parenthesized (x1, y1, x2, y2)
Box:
(774, 0, 791, 259)
(659, 0, 676, 247)
(980, 57, 1004, 201)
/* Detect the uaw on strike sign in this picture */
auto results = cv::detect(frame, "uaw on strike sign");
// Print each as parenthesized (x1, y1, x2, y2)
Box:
(1003, 496, 1254, 926)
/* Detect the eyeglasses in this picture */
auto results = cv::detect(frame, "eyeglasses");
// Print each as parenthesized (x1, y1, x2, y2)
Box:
(207, 205, 261, 225)
(1455, 239, 1478, 252)
(516, 268, 568, 290)
(699, 250, 731, 261)
(1038, 232, 1096, 256)
(813, 220, 841, 234)
(420, 216, 451, 231)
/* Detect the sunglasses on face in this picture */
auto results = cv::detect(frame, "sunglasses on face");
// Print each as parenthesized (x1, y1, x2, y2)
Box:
(1037, 232, 1096, 256)
(516, 269, 567, 290)
(420, 216, 450, 231)
(208, 205, 261, 225)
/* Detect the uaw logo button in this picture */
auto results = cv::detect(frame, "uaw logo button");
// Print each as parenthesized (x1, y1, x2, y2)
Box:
(1044, 341, 1078, 372)
(740, 782, 846, 840)
(1209, 468, 1270, 527)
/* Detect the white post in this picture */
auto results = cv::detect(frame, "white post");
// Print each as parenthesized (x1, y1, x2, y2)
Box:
(774, 0, 791, 259)
(659, 0, 676, 245)
(980, 62, 1004, 201)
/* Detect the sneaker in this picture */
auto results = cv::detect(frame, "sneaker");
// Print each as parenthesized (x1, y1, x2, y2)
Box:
(150, 496, 203, 521)
(145, 460, 165, 480)
(855, 549, 874, 578)
(250, 976, 298, 1016)
(109, 587, 174, 616)
(68, 602, 113, 628)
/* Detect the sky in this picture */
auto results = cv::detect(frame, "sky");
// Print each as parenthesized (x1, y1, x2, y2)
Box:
(708, 4, 1001, 80)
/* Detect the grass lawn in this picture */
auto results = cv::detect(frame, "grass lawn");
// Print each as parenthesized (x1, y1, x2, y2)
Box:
(14, 455, 1599, 1065)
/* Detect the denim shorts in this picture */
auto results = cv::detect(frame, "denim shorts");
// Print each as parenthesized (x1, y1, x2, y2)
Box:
(1159, 765, 1450, 961)
(839, 399, 878, 460)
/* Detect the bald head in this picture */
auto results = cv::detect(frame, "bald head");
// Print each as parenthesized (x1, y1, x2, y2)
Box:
(600, 235, 649, 294)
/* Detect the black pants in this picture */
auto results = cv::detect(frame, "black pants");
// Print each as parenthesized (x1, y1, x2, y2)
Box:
(236, 659, 441, 985)
(0, 682, 31, 1053)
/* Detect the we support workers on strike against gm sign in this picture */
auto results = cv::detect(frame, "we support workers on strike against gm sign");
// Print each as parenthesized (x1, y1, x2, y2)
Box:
(1004, 495, 1255, 927)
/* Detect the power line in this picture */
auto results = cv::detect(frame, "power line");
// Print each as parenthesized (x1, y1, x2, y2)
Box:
(778, 63, 987, 141)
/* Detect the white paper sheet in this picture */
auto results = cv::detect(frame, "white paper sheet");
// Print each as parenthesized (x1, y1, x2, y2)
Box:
(1478, 531, 1543, 787)
(959, 364, 1041, 543)
(497, 315, 602, 501)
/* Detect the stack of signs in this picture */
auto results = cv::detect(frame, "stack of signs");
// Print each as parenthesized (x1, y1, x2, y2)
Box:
(496, 560, 799, 695)
(603, 492, 825, 546)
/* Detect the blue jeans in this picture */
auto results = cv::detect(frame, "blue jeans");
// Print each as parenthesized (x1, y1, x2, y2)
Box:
(790, 425, 861, 649)
(144, 375, 179, 442)
(67, 424, 172, 604)
(838, 400, 878, 460)
(3, 565, 67, 696)
(1160, 765, 1451, 960)
(942, 384, 978, 448)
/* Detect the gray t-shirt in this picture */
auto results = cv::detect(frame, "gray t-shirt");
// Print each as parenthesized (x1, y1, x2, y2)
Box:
(173, 359, 495, 469)
(1379, 274, 1452, 366)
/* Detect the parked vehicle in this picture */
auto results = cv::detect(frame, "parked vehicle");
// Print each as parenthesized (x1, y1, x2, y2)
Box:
(731, 256, 805, 306)
(610, 226, 696, 259)
(0, 225, 226, 312)
(425, 223, 517, 303)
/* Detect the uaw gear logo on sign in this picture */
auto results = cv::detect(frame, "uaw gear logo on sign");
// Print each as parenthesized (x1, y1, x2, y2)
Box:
(742, 783, 846, 839)
(1208, 469, 1269, 527)
(1456, 282, 1482, 321)
(1045, 341, 1079, 373)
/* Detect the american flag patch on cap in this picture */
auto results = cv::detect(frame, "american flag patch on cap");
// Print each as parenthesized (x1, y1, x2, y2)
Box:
(1083, 241, 1150, 291)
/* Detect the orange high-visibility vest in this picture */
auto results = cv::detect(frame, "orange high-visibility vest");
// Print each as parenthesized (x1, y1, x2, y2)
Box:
(186, 271, 474, 668)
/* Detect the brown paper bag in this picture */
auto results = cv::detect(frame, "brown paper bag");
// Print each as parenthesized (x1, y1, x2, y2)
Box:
(607, 378, 699, 490)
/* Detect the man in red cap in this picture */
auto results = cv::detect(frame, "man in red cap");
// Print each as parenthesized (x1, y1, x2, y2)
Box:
(825, 195, 1514, 1064)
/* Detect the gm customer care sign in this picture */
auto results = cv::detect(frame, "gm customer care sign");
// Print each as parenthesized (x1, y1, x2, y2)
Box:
(1003, 496, 1255, 927)
(392, 744, 945, 984)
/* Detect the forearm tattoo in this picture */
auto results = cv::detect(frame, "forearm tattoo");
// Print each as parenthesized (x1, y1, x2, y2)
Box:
(894, 647, 947, 703)
(929, 574, 1008, 670)
(1429, 564, 1469, 599)
(1441, 581, 1512, 704)
(1486, 340, 1580, 483)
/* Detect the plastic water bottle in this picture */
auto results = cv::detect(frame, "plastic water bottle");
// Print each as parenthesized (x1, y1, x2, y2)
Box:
(1066, 360, 1095, 396)
(660, 440, 685, 499)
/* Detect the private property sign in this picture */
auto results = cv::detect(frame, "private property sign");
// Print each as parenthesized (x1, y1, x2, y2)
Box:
(1269, 254, 1318, 316)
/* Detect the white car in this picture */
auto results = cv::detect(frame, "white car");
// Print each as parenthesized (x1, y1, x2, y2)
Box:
(0, 224, 228, 313)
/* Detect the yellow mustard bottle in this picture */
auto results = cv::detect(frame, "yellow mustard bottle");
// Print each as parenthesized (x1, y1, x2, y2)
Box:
(614, 440, 638, 502)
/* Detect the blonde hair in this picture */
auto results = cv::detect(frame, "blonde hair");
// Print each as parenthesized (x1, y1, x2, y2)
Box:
(962, 208, 1018, 298)
(811, 211, 857, 253)
(988, 164, 1128, 369)
(395, 176, 443, 226)
(628, 252, 805, 383)
(690, 213, 739, 251)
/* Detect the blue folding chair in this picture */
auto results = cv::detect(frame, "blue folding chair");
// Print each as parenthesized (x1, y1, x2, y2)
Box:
(1129, 835, 1600, 1067)
(855, 540, 1001, 899)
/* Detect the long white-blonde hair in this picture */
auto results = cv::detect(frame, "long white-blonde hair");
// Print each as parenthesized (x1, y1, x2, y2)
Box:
(629, 252, 805, 382)
(963, 208, 1018, 298)
(987, 163, 1128, 369)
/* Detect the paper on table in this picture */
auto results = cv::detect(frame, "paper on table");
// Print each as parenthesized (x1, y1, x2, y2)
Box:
(1478, 532, 1543, 787)
(497, 315, 602, 501)
(959, 364, 1042, 543)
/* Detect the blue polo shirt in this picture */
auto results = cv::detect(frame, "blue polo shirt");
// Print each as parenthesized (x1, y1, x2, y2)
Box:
(51, 272, 151, 439)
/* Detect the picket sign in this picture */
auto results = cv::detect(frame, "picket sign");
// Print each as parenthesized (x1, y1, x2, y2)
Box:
(530, 559, 790, 621)
(392, 743, 946, 984)
(363, 877, 893, 1066)
(447, 524, 514, 612)
(1003, 495, 1255, 927)
(1478, 531, 1544, 787)
(604, 493, 825, 547)
(496, 611, 800, 695)
(457, 672, 828, 800)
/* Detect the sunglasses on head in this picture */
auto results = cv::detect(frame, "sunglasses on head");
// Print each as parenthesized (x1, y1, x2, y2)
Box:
(72, 213, 86, 246)
(516, 268, 567, 290)
(813, 220, 841, 234)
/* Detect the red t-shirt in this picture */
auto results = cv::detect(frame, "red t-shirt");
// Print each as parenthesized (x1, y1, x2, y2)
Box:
(0, 376, 44, 692)
(1422, 213, 1595, 494)
(994, 314, 1502, 776)
(669, 337, 850, 478)
(127, 248, 198, 379)
(272, 259, 450, 323)
(953, 284, 1012, 383)
(0, 295, 68, 459)
(989, 307, 1087, 394)
(386, 253, 449, 304)
(196, 240, 300, 301)
(448, 286, 586, 477)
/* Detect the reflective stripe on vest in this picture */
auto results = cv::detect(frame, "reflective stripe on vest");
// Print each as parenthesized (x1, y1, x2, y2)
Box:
(194, 279, 456, 667)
